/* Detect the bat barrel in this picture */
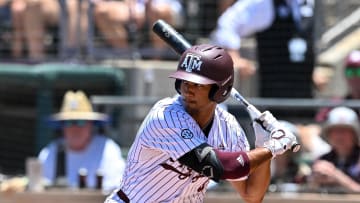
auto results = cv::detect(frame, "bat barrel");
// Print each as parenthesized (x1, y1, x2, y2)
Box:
(152, 19, 192, 55)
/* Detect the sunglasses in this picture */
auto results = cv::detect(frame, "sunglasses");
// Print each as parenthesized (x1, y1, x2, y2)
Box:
(345, 67, 360, 77)
(63, 120, 88, 127)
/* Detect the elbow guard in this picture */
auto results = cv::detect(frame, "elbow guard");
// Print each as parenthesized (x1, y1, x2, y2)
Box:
(214, 149, 250, 180)
(178, 143, 251, 182)
(178, 143, 224, 182)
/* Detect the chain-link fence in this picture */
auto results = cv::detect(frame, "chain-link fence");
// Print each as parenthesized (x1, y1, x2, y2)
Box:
(0, 0, 359, 62)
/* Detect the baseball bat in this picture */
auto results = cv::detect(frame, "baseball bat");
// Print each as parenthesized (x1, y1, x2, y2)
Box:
(152, 19, 192, 55)
(152, 19, 300, 153)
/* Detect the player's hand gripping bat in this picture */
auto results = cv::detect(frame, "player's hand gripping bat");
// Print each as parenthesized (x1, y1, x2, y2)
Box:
(152, 19, 301, 153)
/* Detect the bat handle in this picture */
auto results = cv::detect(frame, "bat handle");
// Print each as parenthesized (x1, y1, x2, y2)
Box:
(246, 104, 262, 121)
(230, 88, 262, 121)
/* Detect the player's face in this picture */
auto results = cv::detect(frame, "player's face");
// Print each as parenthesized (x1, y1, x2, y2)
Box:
(180, 80, 215, 113)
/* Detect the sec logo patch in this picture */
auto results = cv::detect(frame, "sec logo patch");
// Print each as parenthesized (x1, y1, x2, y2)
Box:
(181, 129, 193, 139)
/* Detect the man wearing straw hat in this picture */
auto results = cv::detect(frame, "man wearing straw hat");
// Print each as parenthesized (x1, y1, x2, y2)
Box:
(38, 90, 126, 192)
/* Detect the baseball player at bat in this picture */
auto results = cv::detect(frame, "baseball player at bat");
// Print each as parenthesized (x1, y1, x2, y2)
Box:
(105, 44, 298, 203)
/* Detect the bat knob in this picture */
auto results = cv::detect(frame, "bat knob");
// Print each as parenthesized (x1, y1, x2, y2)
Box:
(291, 143, 301, 153)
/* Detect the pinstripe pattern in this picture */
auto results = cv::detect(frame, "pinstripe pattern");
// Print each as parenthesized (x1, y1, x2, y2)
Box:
(106, 95, 249, 202)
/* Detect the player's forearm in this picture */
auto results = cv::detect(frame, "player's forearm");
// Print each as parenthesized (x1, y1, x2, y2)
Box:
(229, 148, 272, 202)
(229, 160, 271, 203)
(244, 159, 271, 202)
(247, 147, 272, 173)
(245, 152, 271, 202)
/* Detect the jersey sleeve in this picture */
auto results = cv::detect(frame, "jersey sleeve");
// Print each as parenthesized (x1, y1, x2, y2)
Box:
(139, 107, 206, 160)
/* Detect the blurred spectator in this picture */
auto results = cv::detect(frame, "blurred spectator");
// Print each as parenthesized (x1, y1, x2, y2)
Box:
(217, 0, 235, 14)
(310, 106, 360, 193)
(143, 0, 184, 53)
(38, 90, 126, 193)
(0, 0, 12, 57)
(269, 120, 321, 192)
(194, 0, 235, 38)
(63, 0, 89, 58)
(315, 50, 360, 122)
(0, 0, 10, 21)
(11, 0, 88, 61)
(210, 0, 317, 98)
(92, 0, 132, 49)
(93, 0, 184, 58)
(268, 119, 333, 193)
(344, 50, 360, 101)
(11, 0, 59, 60)
(296, 123, 331, 161)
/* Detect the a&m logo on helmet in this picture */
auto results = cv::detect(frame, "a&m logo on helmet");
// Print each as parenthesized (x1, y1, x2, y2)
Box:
(181, 53, 203, 73)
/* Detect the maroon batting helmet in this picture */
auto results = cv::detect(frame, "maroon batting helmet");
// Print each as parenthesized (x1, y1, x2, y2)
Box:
(169, 44, 234, 103)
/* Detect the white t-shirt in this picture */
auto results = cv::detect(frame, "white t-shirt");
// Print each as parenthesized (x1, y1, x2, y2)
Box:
(211, 0, 275, 50)
(211, 0, 314, 50)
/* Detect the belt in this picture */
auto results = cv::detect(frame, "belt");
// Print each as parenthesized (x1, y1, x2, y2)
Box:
(117, 189, 130, 203)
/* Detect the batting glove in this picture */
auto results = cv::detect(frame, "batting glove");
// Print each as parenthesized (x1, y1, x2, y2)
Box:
(256, 111, 280, 132)
(253, 111, 280, 147)
(264, 127, 298, 157)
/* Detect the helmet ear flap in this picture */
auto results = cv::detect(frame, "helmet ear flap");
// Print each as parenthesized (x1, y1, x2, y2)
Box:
(208, 85, 218, 102)
(175, 79, 181, 94)
(210, 84, 232, 103)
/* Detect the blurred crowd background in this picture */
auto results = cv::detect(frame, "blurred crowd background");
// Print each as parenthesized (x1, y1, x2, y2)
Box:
(0, 0, 360, 197)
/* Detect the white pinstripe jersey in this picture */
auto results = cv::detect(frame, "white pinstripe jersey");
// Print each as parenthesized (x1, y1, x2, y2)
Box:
(115, 95, 249, 202)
